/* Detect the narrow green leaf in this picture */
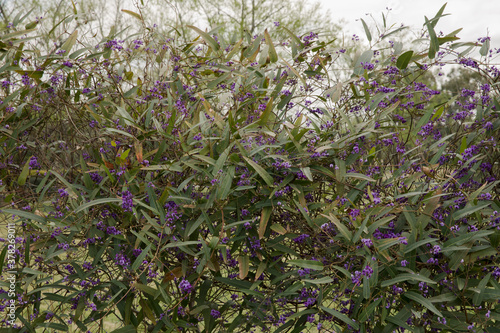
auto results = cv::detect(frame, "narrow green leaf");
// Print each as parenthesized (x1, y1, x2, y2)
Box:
(396, 50, 413, 69)
(133, 283, 158, 297)
(60, 30, 78, 54)
(289, 259, 323, 270)
(430, 3, 448, 28)
(0, 247, 8, 274)
(473, 273, 491, 305)
(281, 26, 304, 50)
(259, 97, 274, 126)
(187, 25, 220, 51)
(17, 157, 31, 186)
(242, 156, 273, 186)
(110, 325, 137, 333)
(238, 255, 249, 279)
(226, 38, 243, 60)
(131, 244, 151, 271)
(459, 136, 467, 154)
(164, 240, 201, 248)
(322, 213, 351, 242)
(320, 306, 359, 329)
(344, 173, 375, 182)
(425, 16, 439, 59)
(405, 291, 443, 317)
(452, 201, 490, 220)
(480, 38, 490, 57)
(74, 198, 122, 213)
(300, 167, 313, 182)
(282, 58, 307, 87)
(359, 298, 382, 322)
(381, 273, 437, 287)
(303, 276, 333, 284)
(259, 206, 272, 239)
(404, 238, 438, 253)
(2, 209, 46, 224)
(264, 29, 278, 63)
(360, 18, 372, 42)
(121, 9, 142, 20)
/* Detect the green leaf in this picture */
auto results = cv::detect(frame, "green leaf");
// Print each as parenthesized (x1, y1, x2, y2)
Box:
(131, 244, 151, 271)
(344, 173, 375, 182)
(217, 166, 234, 200)
(17, 157, 31, 186)
(60, 30, 78, 54)
(473, 273, 491, 305)
(264, 29, 278, 63)
(404, 238, 438, 253)
(0, 247, 8, 274)
(428, 293, 457, 303)
(360, 18, 372, 42)
(110, 325, 137, 333)
(281, 26, 304, 50)
(2, 209, 46, 224)
(226, 38, 243, 60)
(320, 306, 359, 329)
(396, 50, 413, 69)
(359, 298, 382, 322)
(303, 276, 333, 284)
(480, 38, 490, 57)
(74, 198, 122, 213)
(133, 283, 158, 297)
(282, 58, 307, 87)
(381, 273, 437, 287)
(459, 136, 467, 154)
(242, 156, 273, 186)
(452, 201, 490, 220)
(259, 206, 272, 239)
(187, 25, 220, 52)
(289, 259, 323, 271)
(322, 213, 351, 242)
(36, 323, 68, 331)
(300, 167, 313, 182)
(121, 9, 142, 20)
(238, 255, 249, 279)
(164, 240, 201, 248)
(404, 291, 443, 317)
(425, 16, 439, 59)
(259, 97, 274, 126)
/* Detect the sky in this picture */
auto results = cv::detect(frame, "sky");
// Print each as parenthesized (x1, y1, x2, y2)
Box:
(317, 0, 500, 50)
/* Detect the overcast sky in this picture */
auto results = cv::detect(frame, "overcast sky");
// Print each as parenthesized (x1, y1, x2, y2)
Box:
(317, 0, 500, 49)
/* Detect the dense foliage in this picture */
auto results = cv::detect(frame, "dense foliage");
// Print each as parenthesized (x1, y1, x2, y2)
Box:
(1, 4, 500, 332)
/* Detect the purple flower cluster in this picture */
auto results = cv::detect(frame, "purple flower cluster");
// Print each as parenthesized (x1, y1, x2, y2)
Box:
(121, 190, 133, 212)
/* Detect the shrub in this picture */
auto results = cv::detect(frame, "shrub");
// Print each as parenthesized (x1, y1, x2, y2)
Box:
(1, 4, 499, 332)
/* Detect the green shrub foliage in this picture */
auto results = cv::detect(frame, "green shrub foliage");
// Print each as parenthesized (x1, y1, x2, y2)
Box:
(1, 4, 500, 332)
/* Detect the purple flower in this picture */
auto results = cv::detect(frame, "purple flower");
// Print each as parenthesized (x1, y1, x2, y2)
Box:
(121, 190, 134, 212)
(431, 245, 441, 255)
(349, 209, 360, 221)
(304, 297, 316, 307)
(362, 265, 373, 278)
(115, 252, 130, 268)
(293, 234, 310, 244)
(361, 238, 373, 248)
(29, 156, 41, 169)
(179, 279, 192, 294)
(58, 188, 69, 198)
(210, 309, 221, 318)
(401, 260, 408, 267)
